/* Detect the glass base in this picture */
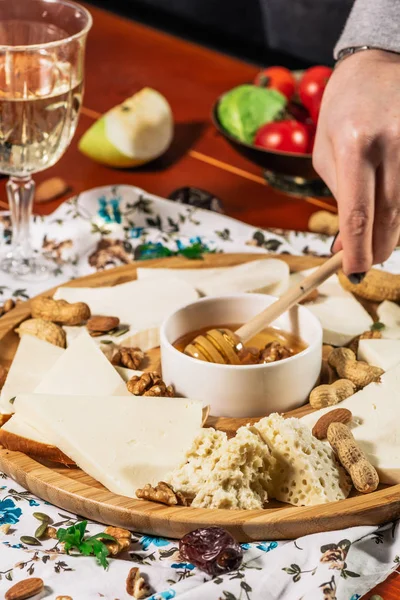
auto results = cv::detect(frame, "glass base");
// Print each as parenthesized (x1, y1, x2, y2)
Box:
(0, 252, 52, 282)
(263, 170, 332, 198)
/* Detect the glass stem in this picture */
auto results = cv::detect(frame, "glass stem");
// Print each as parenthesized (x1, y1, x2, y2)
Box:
(7, 175, 35, 260)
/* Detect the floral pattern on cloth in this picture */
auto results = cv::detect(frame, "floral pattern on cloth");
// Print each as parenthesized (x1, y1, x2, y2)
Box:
(0, 474, 399, 599)
(0, 184, 400, 599)
(0, 184, 398, 301)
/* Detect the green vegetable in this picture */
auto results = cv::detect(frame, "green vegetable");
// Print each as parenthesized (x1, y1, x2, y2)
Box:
(218, 84, 287, 143)
(56, 520, 117, 569)
(371, 321, 385, 332)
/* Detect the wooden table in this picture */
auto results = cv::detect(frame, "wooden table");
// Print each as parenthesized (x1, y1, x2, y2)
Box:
(0, 3, 398, 597)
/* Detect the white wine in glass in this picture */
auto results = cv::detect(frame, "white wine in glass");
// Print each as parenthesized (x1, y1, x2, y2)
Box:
(0, 0, 92, 280)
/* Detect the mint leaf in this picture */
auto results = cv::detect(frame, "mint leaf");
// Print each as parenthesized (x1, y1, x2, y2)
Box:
(371, 321, 385, 332)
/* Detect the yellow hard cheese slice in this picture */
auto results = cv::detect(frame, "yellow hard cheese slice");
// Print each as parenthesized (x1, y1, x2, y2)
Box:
(14, 394, 203, 498)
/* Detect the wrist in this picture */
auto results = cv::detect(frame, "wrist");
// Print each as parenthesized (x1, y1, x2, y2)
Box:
(336, 46, 400, 68)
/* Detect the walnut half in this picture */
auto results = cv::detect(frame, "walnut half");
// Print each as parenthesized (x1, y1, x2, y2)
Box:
(126, 567, 151, 599)
(259, 341, 293, 363)
(112, 347, 145, 370)
(136, 481, 188, 506)
(127, 372, 174, 397)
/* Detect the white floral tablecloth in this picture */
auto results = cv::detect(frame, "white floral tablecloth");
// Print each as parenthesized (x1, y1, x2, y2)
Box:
(0, 185, 400, 600)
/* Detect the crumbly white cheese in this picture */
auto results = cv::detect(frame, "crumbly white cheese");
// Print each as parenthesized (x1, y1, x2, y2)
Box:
(166, 428, 227, 497)
(254, 414, 351, 506)
(191, 426, 273, 510)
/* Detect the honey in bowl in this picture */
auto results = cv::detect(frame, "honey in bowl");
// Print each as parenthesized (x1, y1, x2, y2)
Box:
(174, 324, 307, 365)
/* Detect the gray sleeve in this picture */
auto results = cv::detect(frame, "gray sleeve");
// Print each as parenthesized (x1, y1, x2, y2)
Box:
(335, 0, 400, 58)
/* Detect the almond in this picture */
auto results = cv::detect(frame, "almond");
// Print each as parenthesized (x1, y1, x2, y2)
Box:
(35, 177, 69, 203)
(312, 408, 352, 440)
(86, 315, 120, 334)
(5, 577, 44, 600)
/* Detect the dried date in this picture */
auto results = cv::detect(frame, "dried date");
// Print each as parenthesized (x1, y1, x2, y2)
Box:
(179, 526, 243, 576)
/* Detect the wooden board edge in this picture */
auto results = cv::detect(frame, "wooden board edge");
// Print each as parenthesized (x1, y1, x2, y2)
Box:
(1, 448, 400, 541)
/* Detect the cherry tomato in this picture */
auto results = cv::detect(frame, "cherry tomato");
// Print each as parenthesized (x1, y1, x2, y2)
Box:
(254, 120, 309, 154)
(254, 66, 296, 101)
(298, 65, 332, 118)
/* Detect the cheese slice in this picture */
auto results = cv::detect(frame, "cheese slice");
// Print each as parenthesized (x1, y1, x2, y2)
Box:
(14, 393, 203, 498)
(34, 329, 127, 396)
(114, 366, 143, 382)
(0, 413, 74, 465)
(54, 278, 199, 331)
(292, 270, 373, 345)
(138, 259, 290, 297)
(0, 336, 64, 414)
(377, 301, 400, 339)
(301, 362, 400, 484)
(306, 295, 373, 346)
(358, 339, 400, 371)
(137, 266, 222, 285)
(290, 270, 350, 298)
(254, 413, 351, 505)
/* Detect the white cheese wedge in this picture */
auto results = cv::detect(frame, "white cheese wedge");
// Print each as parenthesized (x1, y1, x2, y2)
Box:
(377, 301, 400, 339)
(0, 337, 64, 414)
(138, 259, 290, 297)
(2, 413, 49, 444)
(114, 366, 143, 382)
(301, 362, 400, 484)
(306, 295, 373, 346)
(137, 266, 222, 285)
(289, 270, 350, 298)
(254, 413, 351, 505)
(54, 278, 198, 331)
(34, 329, 127, 396)
(14, 393, 203, 498)
(358, 339, 400, 371)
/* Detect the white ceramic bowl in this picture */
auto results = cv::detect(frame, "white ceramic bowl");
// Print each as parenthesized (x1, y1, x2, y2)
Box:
(160, 294, 323, 418)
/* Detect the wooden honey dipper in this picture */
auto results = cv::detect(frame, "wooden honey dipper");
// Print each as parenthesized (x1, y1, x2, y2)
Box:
(184, 250, 344, 364)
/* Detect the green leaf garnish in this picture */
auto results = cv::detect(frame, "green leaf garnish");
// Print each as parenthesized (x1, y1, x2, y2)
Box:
(371, 322, 385, 332)
(56, 520, 117, 569)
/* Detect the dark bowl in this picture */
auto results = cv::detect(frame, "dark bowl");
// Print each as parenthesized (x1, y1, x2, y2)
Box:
(211, 95, 330, 196)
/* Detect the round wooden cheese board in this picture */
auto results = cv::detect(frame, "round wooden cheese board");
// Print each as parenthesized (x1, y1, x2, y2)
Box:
(0, 252, 398, 543)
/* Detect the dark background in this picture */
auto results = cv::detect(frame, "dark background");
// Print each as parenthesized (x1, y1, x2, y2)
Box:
(86, 0, 340, 68)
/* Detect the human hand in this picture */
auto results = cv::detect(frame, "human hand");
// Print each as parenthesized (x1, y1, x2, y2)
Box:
(312, 49, 400, 279)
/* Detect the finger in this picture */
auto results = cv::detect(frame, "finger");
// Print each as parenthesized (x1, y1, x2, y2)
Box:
(330, 232, 343, 254)
(372, 163, 400, 264)
(334, 151, 375, 276)
(312, 129, 337, 198)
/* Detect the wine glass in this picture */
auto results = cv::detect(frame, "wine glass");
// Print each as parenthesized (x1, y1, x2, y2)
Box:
(0, 0, 92, 280)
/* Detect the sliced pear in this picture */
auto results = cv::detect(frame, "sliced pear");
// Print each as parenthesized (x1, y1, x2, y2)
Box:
(79, 88, 173, 168)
